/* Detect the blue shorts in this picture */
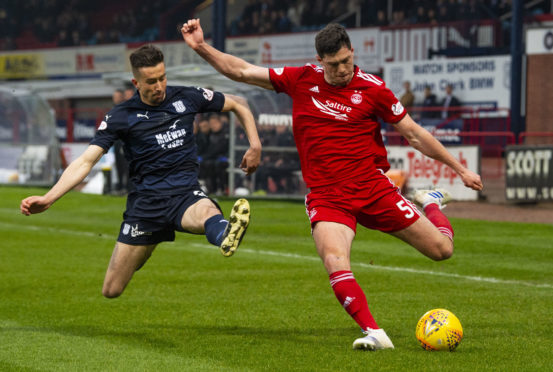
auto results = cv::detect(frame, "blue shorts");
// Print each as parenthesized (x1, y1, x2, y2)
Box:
(117, 186, 220, 246)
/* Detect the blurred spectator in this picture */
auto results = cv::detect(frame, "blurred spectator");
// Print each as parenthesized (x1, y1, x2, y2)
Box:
(112, 89, 124, 105)
(112, 88, 130, 194)
(201, 114, 229, 195)
(390, 10, 407, 26)
(287, 1, 305, 29)
(254, 125, 299, 194)
(374, 9, 388, 26)
(57, 30, 72, 47)
(123, 85, 135, 100)
(399, 81, 415, 110)
(421, 85, 439, 119)
(440, 84, 461, 119)
(410, 5, 429, 24)
(196, 117, 210, 161)
(427, 8, 438, 25)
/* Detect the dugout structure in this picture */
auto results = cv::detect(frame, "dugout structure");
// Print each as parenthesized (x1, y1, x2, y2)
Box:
(0, 87, 62, 185)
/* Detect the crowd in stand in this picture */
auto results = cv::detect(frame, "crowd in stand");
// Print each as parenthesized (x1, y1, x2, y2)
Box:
(229, 0, 551, 36)
(0, 0, 179, 50)
(1, 0, 550, 51)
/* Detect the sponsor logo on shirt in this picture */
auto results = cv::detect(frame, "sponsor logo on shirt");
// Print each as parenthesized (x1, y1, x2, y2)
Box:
(311, 96, 350, 121)
(155, 126, 187, 150)
(172, 100, 186, 113)
(391, 102, 405, 115)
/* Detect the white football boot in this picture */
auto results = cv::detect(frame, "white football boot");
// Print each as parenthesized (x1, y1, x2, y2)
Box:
(352, 328, 395, 350)
(414, 188, 451, 209)
(220, 198, 250, 257)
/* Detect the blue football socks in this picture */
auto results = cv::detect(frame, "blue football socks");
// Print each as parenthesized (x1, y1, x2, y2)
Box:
(204, 214, 228, 246)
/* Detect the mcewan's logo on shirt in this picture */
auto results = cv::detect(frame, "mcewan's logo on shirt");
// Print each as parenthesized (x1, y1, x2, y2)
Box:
(311, 96, 350, 121)
(155, 121, 187, 149)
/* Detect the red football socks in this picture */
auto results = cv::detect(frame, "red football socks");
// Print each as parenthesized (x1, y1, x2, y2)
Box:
(329, 270, 379, 330)
(424, 203, 454, 241)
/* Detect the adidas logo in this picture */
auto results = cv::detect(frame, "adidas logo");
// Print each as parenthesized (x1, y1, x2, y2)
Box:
(343, 296, 356, 308)
(309, 86, 320, 93)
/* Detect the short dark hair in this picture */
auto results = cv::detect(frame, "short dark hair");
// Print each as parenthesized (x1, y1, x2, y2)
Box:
(315, 23, 351, 58)
(129, 44, 164, 73)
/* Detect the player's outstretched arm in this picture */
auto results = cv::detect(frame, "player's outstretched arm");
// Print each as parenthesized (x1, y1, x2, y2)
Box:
(181, 19, 274, 90)
(20, 145, 106, 215)
(394, 114, 483, 191)
(222, 93, 262, 175)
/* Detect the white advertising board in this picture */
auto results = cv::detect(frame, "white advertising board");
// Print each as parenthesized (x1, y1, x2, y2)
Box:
(258, 32, 318, 67)
(526, 28, 553, 55)
(384, 56, 511, 109)
(387, 145, 480, 200)
(257, 28, 381, 71)
(227, 36, 261, 65)
(156, 41, 209, 68)
(42, 45, 126, 76)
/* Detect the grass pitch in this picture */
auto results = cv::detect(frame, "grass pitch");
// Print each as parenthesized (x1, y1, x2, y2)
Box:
(1, 186, 552, 371)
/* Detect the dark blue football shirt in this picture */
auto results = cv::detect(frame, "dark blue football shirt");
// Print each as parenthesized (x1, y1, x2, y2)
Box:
(91, 85, 224, 193)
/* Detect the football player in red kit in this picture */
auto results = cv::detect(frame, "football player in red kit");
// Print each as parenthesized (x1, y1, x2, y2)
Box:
(181, 20, 483, 350)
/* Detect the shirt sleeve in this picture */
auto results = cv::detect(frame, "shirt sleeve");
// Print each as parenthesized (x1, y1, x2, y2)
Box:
(269, 66, 305, 95)
(373, 84, 408, 124)
(89, 111, 121, 151)
(192, 87, 225, 113)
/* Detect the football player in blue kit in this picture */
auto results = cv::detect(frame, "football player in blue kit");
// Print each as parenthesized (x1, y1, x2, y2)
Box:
(20, 44, 262, 298)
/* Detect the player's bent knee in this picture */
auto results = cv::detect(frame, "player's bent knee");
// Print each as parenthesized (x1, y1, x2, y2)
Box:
(431, 241, 453, 261)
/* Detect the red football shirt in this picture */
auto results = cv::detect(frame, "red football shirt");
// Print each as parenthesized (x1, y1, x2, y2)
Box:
(269, 64, 407, 188)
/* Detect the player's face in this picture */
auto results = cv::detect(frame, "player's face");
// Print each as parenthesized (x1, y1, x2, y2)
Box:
(132, 63, 167, 106)
(318, 47, 355, 87)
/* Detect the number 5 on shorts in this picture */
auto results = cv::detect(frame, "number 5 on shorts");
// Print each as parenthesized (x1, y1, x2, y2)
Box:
(396, 200, 415, 218)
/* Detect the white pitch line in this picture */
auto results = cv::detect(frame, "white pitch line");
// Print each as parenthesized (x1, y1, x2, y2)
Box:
(3, 221, 551, 289)
(0, 221, 114, 240)
(189, 243, 553, 290)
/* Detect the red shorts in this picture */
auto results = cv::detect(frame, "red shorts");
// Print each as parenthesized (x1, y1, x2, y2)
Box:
(305, 170, 421, 233)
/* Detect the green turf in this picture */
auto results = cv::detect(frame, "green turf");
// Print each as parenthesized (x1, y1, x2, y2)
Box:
(2, 186, 553, 371)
